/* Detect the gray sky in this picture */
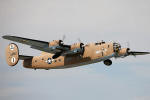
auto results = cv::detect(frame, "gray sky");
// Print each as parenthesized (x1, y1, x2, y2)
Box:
(0, 0, 150, 100)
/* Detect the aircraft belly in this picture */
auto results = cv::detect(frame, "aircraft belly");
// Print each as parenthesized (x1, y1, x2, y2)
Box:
(25, 52, 115, 69)
(51, 53, 115, 69)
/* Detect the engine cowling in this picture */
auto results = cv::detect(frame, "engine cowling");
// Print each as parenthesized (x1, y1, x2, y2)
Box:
(64, 43, 84, 55)
(118, 48, 130, 56)
(71, 43, 84, 50)
(49, 40, 63, 46)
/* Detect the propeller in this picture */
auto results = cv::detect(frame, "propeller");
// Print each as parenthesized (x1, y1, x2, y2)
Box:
(77, 38, 85, 48)
(77, 38, 82, 43)
(58, 35, 66, 45)
(127, 42, 130, 49)
(62, 34, 66, 41)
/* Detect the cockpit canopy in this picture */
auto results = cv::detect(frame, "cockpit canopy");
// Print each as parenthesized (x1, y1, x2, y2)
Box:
(95, 40, 106, 45)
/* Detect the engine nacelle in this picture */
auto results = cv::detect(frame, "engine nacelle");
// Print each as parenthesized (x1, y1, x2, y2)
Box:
(118, 48, 130, 56)
(71, 43, 84, 50)
(49, 40, 63, 46)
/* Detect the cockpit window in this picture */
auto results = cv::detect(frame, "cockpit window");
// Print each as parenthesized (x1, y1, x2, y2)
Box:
(95, 41, 105, 45)
(95, 43, 101, 45)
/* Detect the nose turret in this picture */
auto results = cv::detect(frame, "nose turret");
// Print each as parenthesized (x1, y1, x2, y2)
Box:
(113, 42, 121, 53)
(113, 42, 131, 57)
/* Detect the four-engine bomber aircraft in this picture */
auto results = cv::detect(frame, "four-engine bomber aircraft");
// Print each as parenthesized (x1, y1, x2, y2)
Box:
(2, 35, 150, 70)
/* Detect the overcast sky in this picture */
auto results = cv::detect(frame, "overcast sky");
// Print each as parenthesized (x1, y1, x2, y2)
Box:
(0, 0, 150, 100)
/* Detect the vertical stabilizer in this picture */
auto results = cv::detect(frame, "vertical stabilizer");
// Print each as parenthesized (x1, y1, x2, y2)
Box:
(5, 43, 19, 66)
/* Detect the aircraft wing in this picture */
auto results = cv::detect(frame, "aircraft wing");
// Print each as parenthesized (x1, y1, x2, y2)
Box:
(2, 35, 70, 54)
(3, 35, 49, 47)
(2, 35, 84, 59)
(128, 51, 150, 56)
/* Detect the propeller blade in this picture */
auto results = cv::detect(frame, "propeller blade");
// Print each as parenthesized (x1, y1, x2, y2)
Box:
(62, 35, 66, 41)
(127, 42, 130, 48)
(77, 38, 82, 43)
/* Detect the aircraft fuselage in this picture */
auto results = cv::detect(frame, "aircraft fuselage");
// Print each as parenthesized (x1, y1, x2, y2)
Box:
(23, 42, 114, 69)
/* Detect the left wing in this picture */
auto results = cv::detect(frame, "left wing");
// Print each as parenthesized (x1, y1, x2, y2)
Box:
(128, 51, 150, 56)
(3, 35, 83, 59)
(3, 35, 49, 48)
(2, 35, 70, 54)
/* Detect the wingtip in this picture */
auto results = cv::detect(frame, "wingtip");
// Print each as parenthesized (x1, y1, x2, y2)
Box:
(2, 35, 7, 39)
(2, 35, 13, 39)
(2, 35, 8, 38)
(145, 52, 150, 54)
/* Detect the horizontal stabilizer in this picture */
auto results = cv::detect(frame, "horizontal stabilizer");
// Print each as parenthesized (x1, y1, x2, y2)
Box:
(19, 55, 33, 60)
(5, 43, 33, 67)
